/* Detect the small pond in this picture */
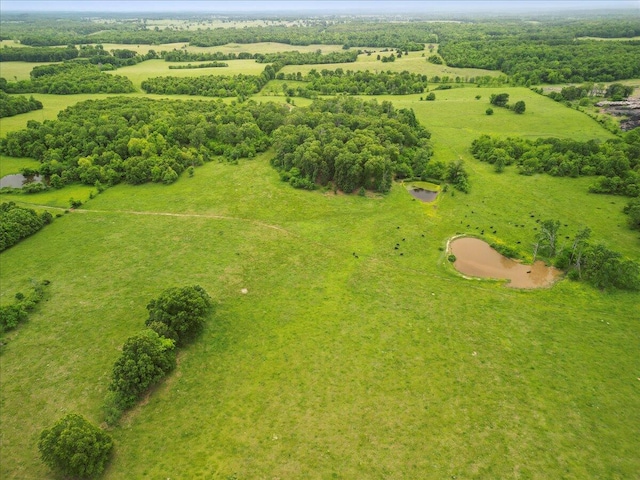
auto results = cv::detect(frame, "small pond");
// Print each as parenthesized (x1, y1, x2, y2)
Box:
(0, 174, 44, 189)
(449, 236, 561, 289)
(405, 181, 439, 203)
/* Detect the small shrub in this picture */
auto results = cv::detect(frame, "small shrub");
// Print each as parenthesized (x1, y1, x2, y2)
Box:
(486, 108, 494, 115)
(447, 254, 457, 263)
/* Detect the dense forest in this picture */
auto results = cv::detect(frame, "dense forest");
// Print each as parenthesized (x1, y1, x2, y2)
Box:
(271, 97, 432, 192)
(0, 95, 436, 194)
(0, 91, 43, 118)
(0, 63, 135, 94)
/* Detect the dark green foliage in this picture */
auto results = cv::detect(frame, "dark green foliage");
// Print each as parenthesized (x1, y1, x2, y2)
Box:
(0, 91, 43, 118)
(470, 130, 640, 197)
(512, 100, 526, 114)
(271, 97, 431, 193)
(623, 198, 640, 230)
(490, 93, 510, 107)
(0, 96, 286, 185)
(0, 45, 78, 62)
(142, 73, 265, 97)
(445, 159, 470, 193)
(255, 50, 359, 65)
(145, 285, 212, 345)
(427, 54, 443, 64)
(581, 243, 640, 290)
(2, 62, 135, 94)
(426, 92, 436, 101)
(439, 34, 640, 84)
(0, 279, 49, 338)
(486, 108, 494, 115)
(605, 83, 634, 100)
(38, 413, 113, 478)
(108, 330, 176, 410)
(0, 202, 52, 252)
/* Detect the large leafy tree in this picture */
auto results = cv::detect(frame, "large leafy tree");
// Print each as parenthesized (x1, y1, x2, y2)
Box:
(38, 413, 113, 478)
(145, 285, 212, 345)
(109, 330, 176, 409)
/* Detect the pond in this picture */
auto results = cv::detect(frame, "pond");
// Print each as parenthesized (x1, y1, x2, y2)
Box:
(405, 181, 439, 203)
(0, 174, 44, 189)
(448, 236, 561, 289)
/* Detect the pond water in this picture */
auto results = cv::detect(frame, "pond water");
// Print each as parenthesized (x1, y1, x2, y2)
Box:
(449, 236, 561, 289)
(0, 174, 43, 189)
(408, 187, 438, 202)
(406, 182, 439, 203)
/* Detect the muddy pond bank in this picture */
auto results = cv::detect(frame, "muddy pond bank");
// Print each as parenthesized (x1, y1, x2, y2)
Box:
(449, 236, 561, 289)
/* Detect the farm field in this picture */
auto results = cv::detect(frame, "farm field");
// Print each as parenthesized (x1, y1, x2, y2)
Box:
(0, 14, 639, 480)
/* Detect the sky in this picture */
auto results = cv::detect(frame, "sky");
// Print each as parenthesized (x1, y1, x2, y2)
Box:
(1, 1, 638, 14)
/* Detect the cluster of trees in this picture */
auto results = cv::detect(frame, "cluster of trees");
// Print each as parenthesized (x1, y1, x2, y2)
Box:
(162, 49, 258, 62)
(0, 62, 135, 95)
(533, 221, 639, 290)
(0, 96, 287, 186)
(0, 91, 43, 118)
(489, 93, 526, 114)
(104, 285, 212, 423)
(0, 201, 53, 252)
(470, 130, 640, 197)
(271, 97, 433, 193)
(0, 278, 49, 337)
(439, 38, 640, 85)
(623, 198, 640, 230)
(76, 44, 158, 69)
(285, 69, 429, 97)
(254, 50, 359, 65)
(141, 72, 263, 97)
(0, 45, 79, 62)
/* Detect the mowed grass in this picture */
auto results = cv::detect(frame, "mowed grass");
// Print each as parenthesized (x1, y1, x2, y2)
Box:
(1, 84, 639, 478)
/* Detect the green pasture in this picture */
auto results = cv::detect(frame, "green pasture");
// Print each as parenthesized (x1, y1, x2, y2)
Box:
(1, 67, 639, 479)
(0, 61, 55, 81)
(0, 155, 39, 177)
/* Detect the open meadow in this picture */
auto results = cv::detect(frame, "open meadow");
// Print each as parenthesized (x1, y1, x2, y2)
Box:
(1, 37, 639, 480)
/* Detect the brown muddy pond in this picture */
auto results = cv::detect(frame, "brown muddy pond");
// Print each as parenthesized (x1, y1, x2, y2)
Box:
(449, 237, 561, 289)
(0, 174, 43, 188)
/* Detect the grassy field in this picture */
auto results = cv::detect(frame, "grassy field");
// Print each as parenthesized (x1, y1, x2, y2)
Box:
(0, 70, 639, 479)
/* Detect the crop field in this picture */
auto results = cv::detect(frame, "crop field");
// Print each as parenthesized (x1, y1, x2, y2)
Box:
(0, 29, 639, 480)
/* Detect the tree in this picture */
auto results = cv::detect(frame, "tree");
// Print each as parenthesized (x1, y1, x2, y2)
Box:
(145, 285, 212, 345)
(486, 107, 494, 115)
(38, 413, 113, 478)
(538, 219, 561, 257)
(490, 93, 509, 107)
(426, 92, 436, 101)
(512, 100, 526, 114)
(109, 330, 176, 409)
(623, 199, 640, 230)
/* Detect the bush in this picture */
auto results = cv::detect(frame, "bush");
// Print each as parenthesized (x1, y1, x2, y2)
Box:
(38, 413, 113, 478)
(486, 107, 494, 115)
(512, 100, 526, 114)
(426, 92, 436, 101)
(447, 254, 457, 263)
(145, 285, 212, 345)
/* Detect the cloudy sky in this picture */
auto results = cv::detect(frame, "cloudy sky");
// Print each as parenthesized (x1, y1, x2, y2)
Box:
(1, 1, 637, 14)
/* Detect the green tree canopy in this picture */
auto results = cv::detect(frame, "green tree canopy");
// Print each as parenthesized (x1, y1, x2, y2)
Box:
(38, 413, 113, 478)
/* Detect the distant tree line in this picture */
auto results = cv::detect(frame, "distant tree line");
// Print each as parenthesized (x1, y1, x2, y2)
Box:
(547, 83, 634, 103)
(168, 61, 228, 69)
(439, 38, 640, 85)
(0, 91, 43, 118)
(0, 62, 135, 95)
